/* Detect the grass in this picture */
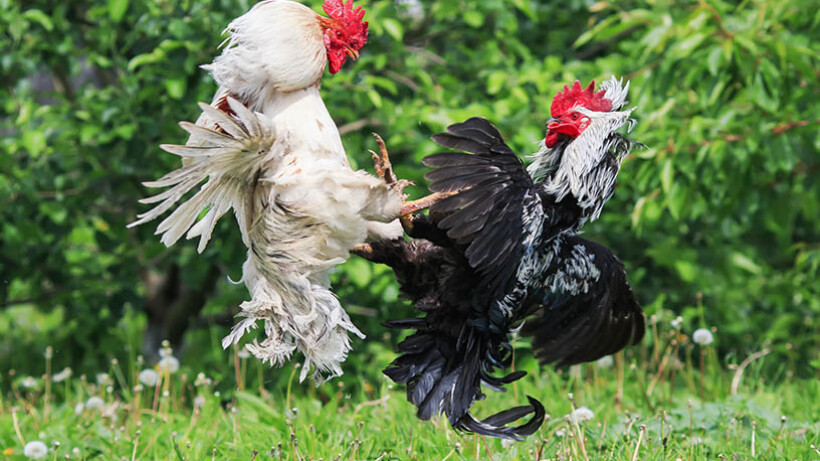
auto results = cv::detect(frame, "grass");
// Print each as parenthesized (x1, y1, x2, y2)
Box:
(1, 320, 818, 460)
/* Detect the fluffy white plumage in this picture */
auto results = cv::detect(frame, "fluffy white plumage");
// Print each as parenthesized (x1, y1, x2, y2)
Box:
(131, 0, 402, 382)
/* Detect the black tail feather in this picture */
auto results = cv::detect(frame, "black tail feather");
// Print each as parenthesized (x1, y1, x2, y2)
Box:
(383, 323, 543, 440)
(455, 396, 546, 441)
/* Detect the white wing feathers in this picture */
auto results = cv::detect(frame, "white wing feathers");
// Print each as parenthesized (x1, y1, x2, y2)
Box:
(128, 98, 276, 252)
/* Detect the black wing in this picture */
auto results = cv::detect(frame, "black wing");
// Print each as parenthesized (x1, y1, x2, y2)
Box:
(521, 235, 645, 366)
(424, 117, 537, 299)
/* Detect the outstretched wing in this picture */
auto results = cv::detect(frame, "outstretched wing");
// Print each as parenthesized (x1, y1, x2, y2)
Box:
(424, 117, 539, 299)
(521, 234, 645, 366)
(129, 97, 277, 252)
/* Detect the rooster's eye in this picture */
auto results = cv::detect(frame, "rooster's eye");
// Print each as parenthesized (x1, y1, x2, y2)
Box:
(571, 112, 579, 120)
(336, 31, 344, 38)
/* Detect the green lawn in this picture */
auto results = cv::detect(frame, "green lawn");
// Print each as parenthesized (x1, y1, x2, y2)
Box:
(2, 333, 818, 460)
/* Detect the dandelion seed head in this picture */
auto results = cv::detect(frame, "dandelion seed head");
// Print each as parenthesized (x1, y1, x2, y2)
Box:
(158, 356, 179, 374)
(194, 395, 206, 409)
(138, 369, 159, 387)
(43, 347, 53, 360)
(74, 403, 85, 415)
(85, 396, 104, 410)
(194, 373, 212, 387)
(671, 316, 683, 329)
(96, 373, 110, 386)
(23, 441, 48, 459)
(693, 328, 714, 346)
(159, 341, 173, 358)
(238, 348, 251, 359)
(570, 406, 595, 424)
(21, 376, 39, 389)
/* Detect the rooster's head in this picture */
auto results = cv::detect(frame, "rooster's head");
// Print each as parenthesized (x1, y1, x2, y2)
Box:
(320, 0, 369, 74)
(545, 80, 629, 148)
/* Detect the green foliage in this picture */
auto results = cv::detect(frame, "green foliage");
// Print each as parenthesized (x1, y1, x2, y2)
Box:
(1, 0, 818, 380)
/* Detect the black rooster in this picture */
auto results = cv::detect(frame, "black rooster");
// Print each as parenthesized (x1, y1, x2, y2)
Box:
(356, 78, 646, 440)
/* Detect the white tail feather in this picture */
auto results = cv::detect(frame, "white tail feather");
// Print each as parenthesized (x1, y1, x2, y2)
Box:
(128, 98, 277, 252)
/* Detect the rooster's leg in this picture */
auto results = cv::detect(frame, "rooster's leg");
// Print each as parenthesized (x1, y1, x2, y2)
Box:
(401, 192, 456, 216)
(351, 243, 374, 259)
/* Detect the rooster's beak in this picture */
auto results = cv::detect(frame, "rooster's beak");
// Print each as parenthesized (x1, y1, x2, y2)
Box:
(546, 117, 559, 125)
(343, 45, 359, 60)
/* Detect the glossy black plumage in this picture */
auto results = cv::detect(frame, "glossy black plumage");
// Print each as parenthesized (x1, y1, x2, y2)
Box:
(359, 116, 644, 440)
(364, 230, 544, 441)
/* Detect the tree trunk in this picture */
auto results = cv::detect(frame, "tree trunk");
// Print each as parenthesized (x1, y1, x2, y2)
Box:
(141, 263, 222, 361)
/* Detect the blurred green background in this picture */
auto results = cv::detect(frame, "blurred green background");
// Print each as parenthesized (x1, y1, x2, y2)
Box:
(1, 0, 817, 389)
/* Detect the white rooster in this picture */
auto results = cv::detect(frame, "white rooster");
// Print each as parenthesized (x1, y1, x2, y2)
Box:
(130, 0, 405, 382)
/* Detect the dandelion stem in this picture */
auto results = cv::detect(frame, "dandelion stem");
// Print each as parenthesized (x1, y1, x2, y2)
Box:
(751, 421, 757, 457)
(731, 349, 770, 395)
(233, 345, 243, 392)
(131, 431, 140, 461)
(615, 352, 624, 407)
(631, 425, 646, 461)
(12, 408, 25, 445)
(44, 348, 52, 421)
(479, 435, 495, 461)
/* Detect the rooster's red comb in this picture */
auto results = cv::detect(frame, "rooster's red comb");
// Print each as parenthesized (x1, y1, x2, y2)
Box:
(323, 0, 368, 40)
(550, 80, 612, 117)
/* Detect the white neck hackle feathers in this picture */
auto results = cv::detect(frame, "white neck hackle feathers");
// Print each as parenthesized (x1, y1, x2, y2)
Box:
(527, 76, 635, 223)
(205, 1, 328, 103)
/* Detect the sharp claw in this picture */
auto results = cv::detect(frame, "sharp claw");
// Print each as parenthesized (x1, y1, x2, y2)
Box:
(371, 133, 397, 184)
(369, 149, 384, 179)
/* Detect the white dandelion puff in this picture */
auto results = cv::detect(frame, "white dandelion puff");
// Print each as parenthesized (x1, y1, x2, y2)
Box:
(96, 373, 110, 386)
(570, 406, 595, 424)
(74, 402, 85, 415)
(21, 376, 39, 389)
(138, 369, 159, 387)
(85, 396, 104, 410)
(101, 403, 118, 421)
(238, 348, 251, 359)
(595, 355, 614, 368)
(671, 316, 683, 329)
(194, 372, 212, 387)
(194, 395, 206, 409)
(159, 343, 173, 358)
(52, 367, 72, 382)
(693, 328, 714, 346)
(158, 356, 180, 374)
(23, 440, 48, 459)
